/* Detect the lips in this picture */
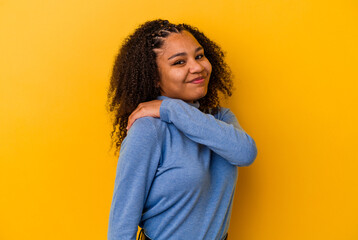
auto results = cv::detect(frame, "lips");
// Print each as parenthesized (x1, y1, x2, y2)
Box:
(188, 76, 205, 84)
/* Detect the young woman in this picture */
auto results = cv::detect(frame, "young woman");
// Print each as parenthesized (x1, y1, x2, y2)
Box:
(106, 19, 257, 240)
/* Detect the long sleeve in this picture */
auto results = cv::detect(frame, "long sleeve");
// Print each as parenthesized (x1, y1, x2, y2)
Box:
(159, 98, 257, 166)
(108, 117, 162, 240)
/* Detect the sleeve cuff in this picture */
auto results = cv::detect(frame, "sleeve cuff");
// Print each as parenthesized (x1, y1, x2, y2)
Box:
(159, 99, 172, 123)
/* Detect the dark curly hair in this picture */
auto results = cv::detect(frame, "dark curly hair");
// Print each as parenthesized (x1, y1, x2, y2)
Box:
(106, 19, 233, 155)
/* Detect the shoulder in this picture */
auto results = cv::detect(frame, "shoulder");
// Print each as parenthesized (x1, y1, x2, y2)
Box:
(127, 117, 162, 138)
(117, 117, 164, 173)
(213, 107, 235, 120)
(122, 117, 165, 146)
(213, 107, 244, 130)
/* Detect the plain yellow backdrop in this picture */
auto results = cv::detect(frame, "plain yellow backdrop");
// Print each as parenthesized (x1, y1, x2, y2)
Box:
(1, 0, 357, 239)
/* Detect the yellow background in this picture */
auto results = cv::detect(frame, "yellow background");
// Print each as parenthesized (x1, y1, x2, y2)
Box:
(1, 0, 357, 239)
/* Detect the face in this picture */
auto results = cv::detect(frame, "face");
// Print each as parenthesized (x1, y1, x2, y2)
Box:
(154, 30, 212, 103)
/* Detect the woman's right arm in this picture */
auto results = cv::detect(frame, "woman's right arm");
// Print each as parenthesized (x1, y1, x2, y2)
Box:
(108, 117, 162, 240)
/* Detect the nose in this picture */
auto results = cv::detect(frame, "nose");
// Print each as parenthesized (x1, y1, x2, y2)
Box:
(189, 58, 204, 73)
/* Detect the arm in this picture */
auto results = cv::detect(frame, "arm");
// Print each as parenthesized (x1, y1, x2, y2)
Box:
(159, 99, 257, 166)
(108, 118, 161, 240)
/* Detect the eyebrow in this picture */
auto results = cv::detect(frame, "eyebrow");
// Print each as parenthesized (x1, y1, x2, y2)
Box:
(167, 47, 203, 60)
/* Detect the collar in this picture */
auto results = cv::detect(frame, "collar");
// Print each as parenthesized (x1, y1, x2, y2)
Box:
(156, 95, 200, 109)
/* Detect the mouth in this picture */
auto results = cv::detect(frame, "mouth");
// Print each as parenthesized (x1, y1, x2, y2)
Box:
(188, 76, 205, 84)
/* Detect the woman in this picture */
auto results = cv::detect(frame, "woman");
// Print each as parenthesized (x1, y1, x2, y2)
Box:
(106, 19, 257, 240)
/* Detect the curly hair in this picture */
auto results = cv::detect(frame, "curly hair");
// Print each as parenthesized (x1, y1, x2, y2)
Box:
(106, 19, 233, 155)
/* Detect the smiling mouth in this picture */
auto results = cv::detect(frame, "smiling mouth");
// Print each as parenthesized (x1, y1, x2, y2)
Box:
(188, 76, 205, 84)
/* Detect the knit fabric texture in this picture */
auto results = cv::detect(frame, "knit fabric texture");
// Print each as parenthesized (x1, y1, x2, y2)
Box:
(108, 95, 257, 240)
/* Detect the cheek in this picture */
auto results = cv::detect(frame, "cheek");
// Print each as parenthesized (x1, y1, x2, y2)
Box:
(166, 69, 186, 83)
(160, 69, 185, 89)
(204, 60, 212, 74)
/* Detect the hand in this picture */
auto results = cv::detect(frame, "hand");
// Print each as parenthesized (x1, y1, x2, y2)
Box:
(126, 100, 163, 131)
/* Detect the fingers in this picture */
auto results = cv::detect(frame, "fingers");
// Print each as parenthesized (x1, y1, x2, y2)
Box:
(126, 100, 162, 131)
(127, 105, 144, 131)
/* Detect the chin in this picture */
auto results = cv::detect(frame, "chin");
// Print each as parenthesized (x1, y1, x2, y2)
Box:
(189, 92, 208, 102)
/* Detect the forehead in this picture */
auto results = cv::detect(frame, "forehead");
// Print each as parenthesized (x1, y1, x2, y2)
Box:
(154, 30, 202, 56)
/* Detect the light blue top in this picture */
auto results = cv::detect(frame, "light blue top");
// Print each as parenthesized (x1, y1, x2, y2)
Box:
(108, 95, 257, 240)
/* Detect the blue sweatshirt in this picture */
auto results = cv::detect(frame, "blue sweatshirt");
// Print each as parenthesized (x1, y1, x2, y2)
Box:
(108, 95, 257, 240)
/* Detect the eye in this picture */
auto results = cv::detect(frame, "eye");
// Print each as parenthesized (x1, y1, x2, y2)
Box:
(196, 54, 205, 59)
(173, 60, 185, 65)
